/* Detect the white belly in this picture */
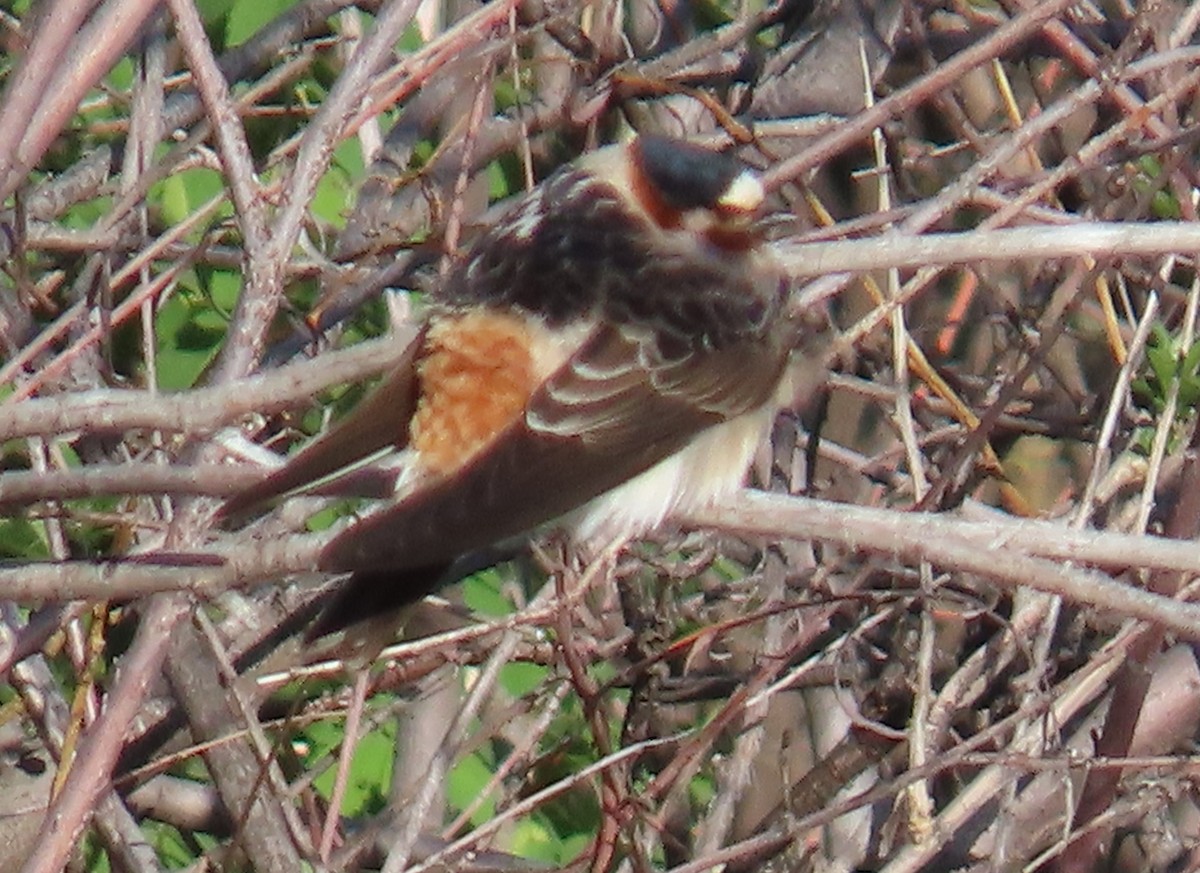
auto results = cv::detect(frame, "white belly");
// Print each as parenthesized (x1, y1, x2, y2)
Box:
(568, 402, 776, 546)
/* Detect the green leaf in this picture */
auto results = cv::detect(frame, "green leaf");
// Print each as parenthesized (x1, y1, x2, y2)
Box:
(196, 0, 237, 24)
(447, 752, 497, 825)
(312, 163, 355, 229)
(226, 0, 298, 47)
(155, 276, 234, 390)
(142, 820, 196, 866)
(157, 167, 225, 229)
(0, 516, 49, 560)
(462, 566, 517, 616)
(1151, 189, 1182, 220)
(509, 818, 561, 862)
(309, 720, 395, 817)
(500, 662, 549, 698)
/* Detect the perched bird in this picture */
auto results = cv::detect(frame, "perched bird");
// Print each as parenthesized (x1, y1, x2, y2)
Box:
(226, 134, 797, 640)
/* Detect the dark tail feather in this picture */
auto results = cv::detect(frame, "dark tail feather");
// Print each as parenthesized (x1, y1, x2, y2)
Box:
(305, 542, 526, 641)
(304, 564, 452, 642)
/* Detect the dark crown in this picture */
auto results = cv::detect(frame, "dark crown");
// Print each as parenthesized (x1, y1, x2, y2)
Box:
(633, 135, 754, 214)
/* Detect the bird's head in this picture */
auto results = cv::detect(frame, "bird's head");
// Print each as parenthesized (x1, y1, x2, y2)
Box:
(598, 134, 767, 251)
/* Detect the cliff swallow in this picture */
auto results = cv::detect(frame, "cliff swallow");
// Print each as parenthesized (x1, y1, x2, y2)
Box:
(226, 134, 794, 639)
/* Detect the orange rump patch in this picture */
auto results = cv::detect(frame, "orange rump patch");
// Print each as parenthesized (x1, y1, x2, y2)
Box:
(410, 309, 537, 475)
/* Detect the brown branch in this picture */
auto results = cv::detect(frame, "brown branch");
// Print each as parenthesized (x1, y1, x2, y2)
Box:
(0, 330, 416, 442)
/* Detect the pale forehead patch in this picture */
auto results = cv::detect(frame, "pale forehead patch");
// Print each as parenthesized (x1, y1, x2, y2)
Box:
(717, 170, 765, 214)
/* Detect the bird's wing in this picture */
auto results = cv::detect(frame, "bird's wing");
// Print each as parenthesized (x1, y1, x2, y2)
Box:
(219, 326, 426, 519)
(319, 319, 789, 574)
